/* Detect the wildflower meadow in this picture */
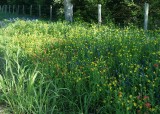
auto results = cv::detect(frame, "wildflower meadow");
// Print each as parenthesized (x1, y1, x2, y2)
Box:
(0, 13, 159, 114)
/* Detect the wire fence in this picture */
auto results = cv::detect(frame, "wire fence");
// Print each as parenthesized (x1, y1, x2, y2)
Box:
(0, 5, 56, 20)
(0, 4, 159, 30)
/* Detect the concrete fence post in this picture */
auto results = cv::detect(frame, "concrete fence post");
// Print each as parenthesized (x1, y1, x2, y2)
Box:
(17, 5, 20, 14)
(98, 4, 102, 25)
(30, 5, 32, 16)
(39, 5, 41, 17)
(5, 5, 7, 14)
(50, 5, 53, 20)
(144, 3, 149, 30)
(13, 5, 15, 14)
(22, 5, 25, 14)
(9, 5, 11, 13)
(64, 0, 73, 22)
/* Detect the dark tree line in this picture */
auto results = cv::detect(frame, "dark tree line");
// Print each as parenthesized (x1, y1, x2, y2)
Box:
(71, 0, 160, 27)
(0, 0, 160, 27)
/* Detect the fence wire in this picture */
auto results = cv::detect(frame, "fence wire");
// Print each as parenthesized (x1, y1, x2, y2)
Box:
(0, 4, 159, 29)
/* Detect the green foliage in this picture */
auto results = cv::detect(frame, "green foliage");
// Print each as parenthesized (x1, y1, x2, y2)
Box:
(0, 49, 62, 113)
(71, 0, 160, 26)
(0, 15, 160, 113)
(0, 0, 7, 5)
(0, 0, 160, 26)
(71, 0, 111, 22)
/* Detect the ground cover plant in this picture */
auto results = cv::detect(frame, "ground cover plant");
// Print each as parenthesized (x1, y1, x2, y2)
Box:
(0, 12, 160, 114)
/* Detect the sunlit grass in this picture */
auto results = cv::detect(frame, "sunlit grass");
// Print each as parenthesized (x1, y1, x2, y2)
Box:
(0, 15, 159, 113)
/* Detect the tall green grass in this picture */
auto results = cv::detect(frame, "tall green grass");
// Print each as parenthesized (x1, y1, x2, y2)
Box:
(0, 47, 67, 113)
(0, 17, 159, 113)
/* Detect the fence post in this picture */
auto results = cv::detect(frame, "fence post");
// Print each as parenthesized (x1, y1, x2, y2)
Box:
(70, 4, 73, 22)
(9, 5, 11, 13)
(13, 5, 15, 14)
(50, 5, 53, 20)
(5, 5, 7, 14)
(2, 5, 4, 13)
(1, 5, 3, 13)
(3, 5, 5, 13)
(1, 5, 2, 12)
(23, 5, 25, 14)
(30, 5, 32, 16)
(17, 5, 19, 14)
(64, 0, 73, 22)
(144, 3, 149, 30)
(98, 4, 102, 25)
(39, 5, 41, 17)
